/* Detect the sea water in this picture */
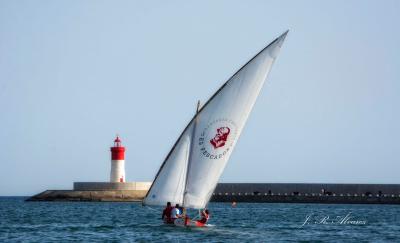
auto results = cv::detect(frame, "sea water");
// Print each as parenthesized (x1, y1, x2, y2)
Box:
(0, 197, 399, 242)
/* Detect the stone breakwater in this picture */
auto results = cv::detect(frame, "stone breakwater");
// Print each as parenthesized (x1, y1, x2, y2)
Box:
(26, 190, 147, 202)
(26, 183, 400, 204)
(211, 194, 400, 204)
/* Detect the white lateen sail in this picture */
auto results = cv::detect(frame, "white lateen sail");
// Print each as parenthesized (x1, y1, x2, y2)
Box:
(143, 31, 288, 209)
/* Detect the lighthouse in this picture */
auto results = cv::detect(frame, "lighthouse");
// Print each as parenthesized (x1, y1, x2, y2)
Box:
(110, 136, 126, 182)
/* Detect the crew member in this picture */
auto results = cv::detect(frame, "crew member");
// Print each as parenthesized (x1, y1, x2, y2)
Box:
(196, 209, 210, 226)
(171, 203, 182, 221)
(161, 202, 173, 224)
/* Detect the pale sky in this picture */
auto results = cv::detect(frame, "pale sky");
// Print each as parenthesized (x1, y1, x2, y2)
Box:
(1, 0, 399, 196)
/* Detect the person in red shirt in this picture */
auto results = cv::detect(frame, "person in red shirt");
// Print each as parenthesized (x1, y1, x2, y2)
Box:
(196, 209, 210, 226)
(162, 202, 173, 224)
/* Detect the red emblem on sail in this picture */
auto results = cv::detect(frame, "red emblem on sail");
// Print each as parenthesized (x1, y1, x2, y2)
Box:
(210, 127, 230, 149)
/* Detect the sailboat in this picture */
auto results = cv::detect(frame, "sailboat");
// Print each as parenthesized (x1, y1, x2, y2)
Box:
(142, 31, 288, 227)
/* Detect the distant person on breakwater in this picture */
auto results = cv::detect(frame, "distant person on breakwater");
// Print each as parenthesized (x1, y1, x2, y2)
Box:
(162, 202, 173, 224)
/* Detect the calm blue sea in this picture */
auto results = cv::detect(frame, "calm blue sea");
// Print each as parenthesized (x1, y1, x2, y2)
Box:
(0, 197, 399, 242)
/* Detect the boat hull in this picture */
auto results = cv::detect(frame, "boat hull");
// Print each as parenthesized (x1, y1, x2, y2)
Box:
(173, 218, 208, 227)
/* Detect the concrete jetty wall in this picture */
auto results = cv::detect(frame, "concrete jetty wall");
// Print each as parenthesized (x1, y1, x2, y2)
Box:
(210, 183, 400, 204)
(26, 190, 147, 202)
(73, 182, 151, 191)
(27, 183, 400, 204)
(213, 183, 400, 195)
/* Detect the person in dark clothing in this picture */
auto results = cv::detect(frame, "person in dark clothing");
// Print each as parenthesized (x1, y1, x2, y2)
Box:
(162, 202, 173, 224)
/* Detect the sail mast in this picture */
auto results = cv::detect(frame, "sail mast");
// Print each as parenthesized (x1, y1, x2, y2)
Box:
(182, 100, 201, 207)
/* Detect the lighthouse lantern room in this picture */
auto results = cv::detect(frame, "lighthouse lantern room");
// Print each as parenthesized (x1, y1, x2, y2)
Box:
(110, 136, 126, 182)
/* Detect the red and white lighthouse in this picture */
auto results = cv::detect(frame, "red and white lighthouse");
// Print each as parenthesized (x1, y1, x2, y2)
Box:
(110, 136, 126, 182)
